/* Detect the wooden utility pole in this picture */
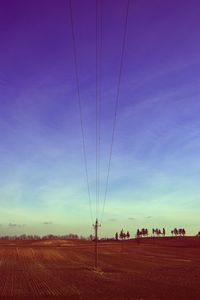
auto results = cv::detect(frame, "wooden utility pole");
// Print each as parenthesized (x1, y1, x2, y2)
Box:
(93, 218, 101, 270)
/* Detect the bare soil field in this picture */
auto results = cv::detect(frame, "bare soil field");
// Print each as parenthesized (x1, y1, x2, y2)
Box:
(0, 237, 200, 300)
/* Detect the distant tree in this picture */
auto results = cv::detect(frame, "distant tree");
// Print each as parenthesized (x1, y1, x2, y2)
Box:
(120, 229, 124, 240)
(141, 228, 145, 237)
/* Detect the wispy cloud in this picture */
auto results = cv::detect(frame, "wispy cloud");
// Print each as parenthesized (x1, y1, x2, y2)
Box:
(8, 223, 26, 227)
(43, 222, 53, 225)
(8, 223, 17, 227)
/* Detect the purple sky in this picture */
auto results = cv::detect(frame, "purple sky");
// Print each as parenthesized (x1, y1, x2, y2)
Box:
(0, 0, 200, 237)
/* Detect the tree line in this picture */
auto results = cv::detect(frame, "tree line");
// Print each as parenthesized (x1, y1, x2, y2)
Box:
(114, 227, 188, 239)
(0, 234, 89, 240)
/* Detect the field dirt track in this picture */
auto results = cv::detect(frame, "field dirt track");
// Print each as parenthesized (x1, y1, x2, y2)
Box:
(0, 237, 200, 300)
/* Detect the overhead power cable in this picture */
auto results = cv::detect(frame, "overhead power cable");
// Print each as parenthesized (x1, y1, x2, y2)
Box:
(95, 0, 98, 219)
(100, 0, 130, 223)
(95, 0, 103, 220)
(69, 0, 94, 223)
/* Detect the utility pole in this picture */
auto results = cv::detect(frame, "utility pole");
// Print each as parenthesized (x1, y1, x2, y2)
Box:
(93, 218, 101, 270)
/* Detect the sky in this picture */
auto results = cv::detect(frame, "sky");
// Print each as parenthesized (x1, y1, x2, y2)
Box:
(0, 0, 200, 237)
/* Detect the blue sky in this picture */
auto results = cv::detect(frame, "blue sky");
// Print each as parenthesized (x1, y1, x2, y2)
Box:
(0, 0, 200, 236)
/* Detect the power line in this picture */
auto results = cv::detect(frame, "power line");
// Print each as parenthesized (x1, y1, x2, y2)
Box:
(95, 0, 99, 219)
(98, 0, 103, 220)
(95, 0, 103, 220)
(69, 0, 130, 224)
(69, 0, 94, 223)
(100, 0, 130, 223)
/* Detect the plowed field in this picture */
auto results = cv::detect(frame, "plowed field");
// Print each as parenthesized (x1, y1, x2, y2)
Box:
(0, 237, 200, 299)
